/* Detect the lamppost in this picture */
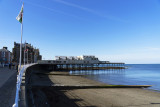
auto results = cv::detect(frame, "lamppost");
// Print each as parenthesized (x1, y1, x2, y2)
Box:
(30, 53, 32, 63)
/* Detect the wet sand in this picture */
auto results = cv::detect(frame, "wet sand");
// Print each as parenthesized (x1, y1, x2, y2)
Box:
(29, 71, 160, 107)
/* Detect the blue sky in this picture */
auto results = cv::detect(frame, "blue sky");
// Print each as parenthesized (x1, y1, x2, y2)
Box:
(0, 0, 160, 64)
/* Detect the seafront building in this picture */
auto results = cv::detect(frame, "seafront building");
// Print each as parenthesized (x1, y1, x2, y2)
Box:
(0, 47, 12, 65)
(54, 55, 102, 64)
(12, 42, 42, 65)
(38, 55, 122, 64)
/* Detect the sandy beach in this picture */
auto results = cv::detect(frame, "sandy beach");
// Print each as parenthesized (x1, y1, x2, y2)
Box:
(28, 71, 160, 107)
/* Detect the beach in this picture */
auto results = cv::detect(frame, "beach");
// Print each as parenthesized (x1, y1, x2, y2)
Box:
(28, 70, 160, 107)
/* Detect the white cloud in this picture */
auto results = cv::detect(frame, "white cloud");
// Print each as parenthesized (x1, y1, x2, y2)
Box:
(25, 1, 85, 20)
(53, 0, 127, 22)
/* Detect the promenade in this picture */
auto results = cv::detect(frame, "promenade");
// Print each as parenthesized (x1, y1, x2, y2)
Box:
(29, 71, 160, 107)
(0, 67, 17, 107)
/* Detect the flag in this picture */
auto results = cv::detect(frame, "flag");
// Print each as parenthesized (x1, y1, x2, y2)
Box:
(16, 4, 24, 23)
(24, 49, 28, 52)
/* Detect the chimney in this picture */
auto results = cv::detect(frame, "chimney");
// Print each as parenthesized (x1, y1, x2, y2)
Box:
(3, 47, 7, 50)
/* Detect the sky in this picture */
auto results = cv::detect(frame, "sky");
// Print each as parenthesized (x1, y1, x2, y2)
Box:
(0, 0, 160, 64)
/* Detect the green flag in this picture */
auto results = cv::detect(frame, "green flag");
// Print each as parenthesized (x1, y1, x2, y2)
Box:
(16, 4, 24, 23)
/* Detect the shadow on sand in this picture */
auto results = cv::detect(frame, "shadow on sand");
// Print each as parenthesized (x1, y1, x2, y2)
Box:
(25, 64, 97, 107)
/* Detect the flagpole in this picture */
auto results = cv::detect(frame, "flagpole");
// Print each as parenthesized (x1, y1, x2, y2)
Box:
(27, 50, 28, 64)
(24, 41, 26, 65)
(18, 3, 24, 72)
(19, 19, 23, 72)
(13, 3, 24, 107)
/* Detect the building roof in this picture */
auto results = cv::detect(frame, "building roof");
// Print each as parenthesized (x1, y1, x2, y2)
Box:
(0, 48, 10, 52)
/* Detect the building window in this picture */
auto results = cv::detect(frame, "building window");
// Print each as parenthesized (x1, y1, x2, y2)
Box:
(3, 52, 5, 57)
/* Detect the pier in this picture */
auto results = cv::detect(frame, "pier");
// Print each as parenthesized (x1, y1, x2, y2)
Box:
(38, 55, 125, 70)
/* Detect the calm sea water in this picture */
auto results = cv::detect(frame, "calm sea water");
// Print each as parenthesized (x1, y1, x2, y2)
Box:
(70, 64, 160, 91)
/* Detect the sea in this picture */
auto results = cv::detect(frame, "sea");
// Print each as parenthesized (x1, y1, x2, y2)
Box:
(70, 64, 160, 91)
